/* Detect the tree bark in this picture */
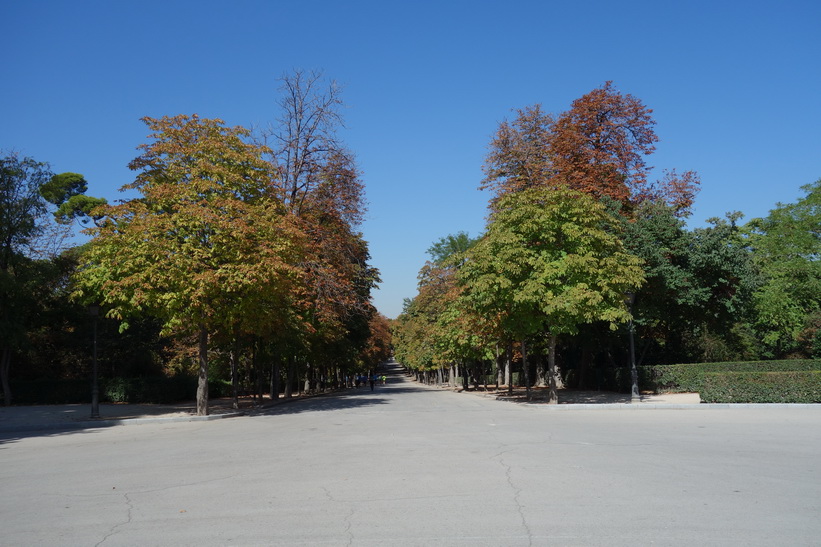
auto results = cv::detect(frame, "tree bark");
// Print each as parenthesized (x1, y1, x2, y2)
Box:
(522, 339, 531, 401)
(230, 338, 239, 410)
(196, 327, 209, 416)
(495, 346, 503, 390)
(547, 332, 559, 404)
(270, 359, 280, 402)
(506, 343, 513, 396)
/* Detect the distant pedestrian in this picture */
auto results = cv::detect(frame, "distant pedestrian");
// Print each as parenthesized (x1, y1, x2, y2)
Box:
(381, 375, 386, 385)
(369, 376, 375, 391)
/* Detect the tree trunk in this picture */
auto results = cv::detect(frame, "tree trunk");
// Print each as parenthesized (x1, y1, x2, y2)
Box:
(506, 343, 513, 396)
(230, 337, 240, 410)
(270, 359, 280, 403)
(496, 346, 503, 390)
(522, 339, 531, 401)
(254, 344, 263, 402)
(1, 347, 11, 407)
(196, 327, 209, 416)
(547, 332, 559, 404)
(473, 361, 480, 391)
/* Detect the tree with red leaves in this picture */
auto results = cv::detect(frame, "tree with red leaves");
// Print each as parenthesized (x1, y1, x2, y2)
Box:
(482, 82, 699, 215)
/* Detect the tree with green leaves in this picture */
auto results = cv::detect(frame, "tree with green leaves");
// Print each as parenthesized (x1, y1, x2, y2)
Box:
(74, 115, 303, 415)
(746, 179, 821, 356)
(1, 153, 96, 404)
(459, 186, 645, 402)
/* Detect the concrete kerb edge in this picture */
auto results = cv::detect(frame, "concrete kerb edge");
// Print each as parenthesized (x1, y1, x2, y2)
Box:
(0, 411, 245, 434)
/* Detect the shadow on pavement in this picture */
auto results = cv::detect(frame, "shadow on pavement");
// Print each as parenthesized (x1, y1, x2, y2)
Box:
(257, 392, 391, 416)
(0, 424, 107, 446)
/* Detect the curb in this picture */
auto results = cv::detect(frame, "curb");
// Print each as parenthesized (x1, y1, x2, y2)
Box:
(0, 411, 244, 434)
(527, 403, 821, 410)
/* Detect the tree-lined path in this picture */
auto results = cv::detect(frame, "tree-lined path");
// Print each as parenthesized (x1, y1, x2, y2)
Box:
(2, 362, 819, 546)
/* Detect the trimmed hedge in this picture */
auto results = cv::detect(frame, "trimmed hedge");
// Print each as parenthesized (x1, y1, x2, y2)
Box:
(640, 360, 821, 394)
(700, 371, 821, 403)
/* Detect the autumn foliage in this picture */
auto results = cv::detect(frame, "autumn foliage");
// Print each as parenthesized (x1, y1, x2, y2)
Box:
(482, 81, 700, 214)
(73, 73, 387, 414)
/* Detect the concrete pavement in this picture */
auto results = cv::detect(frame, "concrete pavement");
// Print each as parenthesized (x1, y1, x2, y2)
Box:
(7, 372, 821, 433)
(1, 361, 819, 546)
(0, 386, 701, 433)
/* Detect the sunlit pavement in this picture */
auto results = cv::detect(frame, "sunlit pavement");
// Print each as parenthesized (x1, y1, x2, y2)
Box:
(2, 361, 819, 546)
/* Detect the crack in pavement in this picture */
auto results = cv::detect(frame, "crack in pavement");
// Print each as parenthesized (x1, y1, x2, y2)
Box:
(91, 475, 235, 546)
(94, 492, 133, 547)
(497, 455, 533, 547)
(322, 486, 355, 546)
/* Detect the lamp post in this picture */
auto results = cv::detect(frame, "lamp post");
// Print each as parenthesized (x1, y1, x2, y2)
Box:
(88, 304, 100, 419)
(625, 292, 640, 403)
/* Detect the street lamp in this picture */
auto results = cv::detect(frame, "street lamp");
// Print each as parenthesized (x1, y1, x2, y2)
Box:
(88, 304, 100, 419)
(625, 293, 640, 403)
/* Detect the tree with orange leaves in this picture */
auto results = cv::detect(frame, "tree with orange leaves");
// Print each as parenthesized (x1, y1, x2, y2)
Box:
(74, 115, 304, 415)
(482, 82, 700, 215)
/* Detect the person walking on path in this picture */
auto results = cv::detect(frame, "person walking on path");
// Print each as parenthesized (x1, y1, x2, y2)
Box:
(369, 376, 375, 391)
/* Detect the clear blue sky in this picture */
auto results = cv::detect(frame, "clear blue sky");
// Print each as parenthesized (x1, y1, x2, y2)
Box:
(2, 0, 819, 319)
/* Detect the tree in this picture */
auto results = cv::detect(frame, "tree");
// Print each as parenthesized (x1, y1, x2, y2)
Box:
(266, 69, 365, 225)
(0, 153, 52, 270)
(481, 83, 700, 215)
(1, 154, 108, 404)
(262, 70, 378, 389)
(480, 105, 554, 201)
(617, 201, 757, 364)
(74, 115, 302, 415)
(459, 187, 645, 402)
(426, 231, 478, 266)
(1, 154, 53, 404)
(746, 179, 821, 355)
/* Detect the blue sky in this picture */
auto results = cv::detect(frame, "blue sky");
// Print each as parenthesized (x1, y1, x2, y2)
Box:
(2, 0, 819, 319)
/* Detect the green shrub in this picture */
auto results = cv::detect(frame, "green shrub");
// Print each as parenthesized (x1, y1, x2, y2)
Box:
(700, 371, 821, 403)
(640, 360, 821, 393)
(208, 378, 232, 398)
(103, 376, 197, 403)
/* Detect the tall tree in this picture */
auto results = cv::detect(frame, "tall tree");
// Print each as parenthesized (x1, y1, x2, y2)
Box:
(74, 115, 302, 415)
(459, 187, 645, 402)
(264, 70, 377, 383)
(266, 69, 365, 224)
(480, 104, 554, 200)
(549, 81, 658, 204)
(746, 179, 821, 355)
(1, 154, 54, 404)
(481, 83, 700, 214)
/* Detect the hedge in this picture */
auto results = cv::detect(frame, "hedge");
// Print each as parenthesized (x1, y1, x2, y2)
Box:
(700, 371, 821, 403)
(639, 360, 821, 394)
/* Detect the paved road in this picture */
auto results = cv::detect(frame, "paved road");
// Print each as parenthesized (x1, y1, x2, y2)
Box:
(1, 362, 819, 546)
